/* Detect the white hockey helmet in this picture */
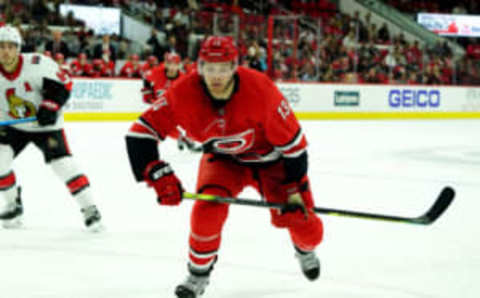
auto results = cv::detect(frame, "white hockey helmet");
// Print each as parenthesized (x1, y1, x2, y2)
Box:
(0, 25, 22, 48)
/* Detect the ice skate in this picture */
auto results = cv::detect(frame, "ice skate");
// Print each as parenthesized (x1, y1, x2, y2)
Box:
(175, 273, 210, 298)
(0, 188, 23, 229)
(81, 205, 104, 232)
(295, 248, 320, 281)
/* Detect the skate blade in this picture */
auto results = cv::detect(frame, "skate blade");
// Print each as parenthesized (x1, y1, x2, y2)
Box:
(86, 221, 105, 233)
(2, 216, 23, 229)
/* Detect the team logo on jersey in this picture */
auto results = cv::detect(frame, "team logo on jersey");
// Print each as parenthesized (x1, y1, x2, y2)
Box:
(202, 129, 255, 155)
(5, 88, 36, 118)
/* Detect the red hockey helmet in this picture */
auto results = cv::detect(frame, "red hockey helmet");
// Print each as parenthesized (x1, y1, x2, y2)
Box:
(147, 55, 158, 65)
(198, 36, 238, 63)
(130, 54, 139, 61)
(55, 53, 64, 61)
(164, 52, 181, 64)
(93, 59, 103, 66)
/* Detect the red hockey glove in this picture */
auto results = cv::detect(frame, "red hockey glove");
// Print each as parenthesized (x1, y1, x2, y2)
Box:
(37, 100, 60, 126)
(144, 161, 183, 205)
(281, 175, 313, 218)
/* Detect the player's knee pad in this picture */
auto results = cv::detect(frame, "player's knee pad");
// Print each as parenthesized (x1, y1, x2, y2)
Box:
(0, 145, 14, 175)
(270, 208, 319, 229)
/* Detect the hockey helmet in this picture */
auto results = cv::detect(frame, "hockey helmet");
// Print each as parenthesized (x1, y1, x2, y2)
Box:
(55, 53, 64, 61)
(198, 36, 238, 63)
(0, 25, 22, 48)
(164, 52, 181, 64)
(130, 54, 139, 61)
(147, 55, 158, 65)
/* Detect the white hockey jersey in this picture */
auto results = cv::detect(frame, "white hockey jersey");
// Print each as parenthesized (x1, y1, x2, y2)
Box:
(0, 53, 72, 132)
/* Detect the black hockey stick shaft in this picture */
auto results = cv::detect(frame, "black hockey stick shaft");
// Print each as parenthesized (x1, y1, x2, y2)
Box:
(183, 186, 455, 225)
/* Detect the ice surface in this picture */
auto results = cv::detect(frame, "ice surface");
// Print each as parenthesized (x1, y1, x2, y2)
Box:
(1, 120, 479, 298)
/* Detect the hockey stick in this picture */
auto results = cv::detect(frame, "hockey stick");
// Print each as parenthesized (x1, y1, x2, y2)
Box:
(0, 117, 37, 126)
(183, 186, 455, 225)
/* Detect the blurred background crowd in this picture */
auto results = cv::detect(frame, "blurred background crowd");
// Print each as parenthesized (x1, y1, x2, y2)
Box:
(2, 0, 480, 85)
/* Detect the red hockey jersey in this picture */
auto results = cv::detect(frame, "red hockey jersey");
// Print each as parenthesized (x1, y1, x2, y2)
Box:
(143, 64, 184, 99)
(130, 66, 306, 163)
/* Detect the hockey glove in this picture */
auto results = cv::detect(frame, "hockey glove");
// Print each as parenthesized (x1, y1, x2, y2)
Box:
(281, 175, 313, 218)
(144, 160, 183, 205)
(141, 87, 155, 104)
(37, 100, 60, 126)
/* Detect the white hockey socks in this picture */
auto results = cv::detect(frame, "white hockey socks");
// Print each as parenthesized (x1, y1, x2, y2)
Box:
(49, 156, 95, 209)
(0, 145, 18, 205)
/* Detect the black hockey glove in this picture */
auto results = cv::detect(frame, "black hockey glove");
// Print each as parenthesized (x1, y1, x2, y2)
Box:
(37, 100, 60, 126)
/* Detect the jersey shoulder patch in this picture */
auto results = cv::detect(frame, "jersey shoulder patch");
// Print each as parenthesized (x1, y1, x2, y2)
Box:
(31, 55, 41, 64)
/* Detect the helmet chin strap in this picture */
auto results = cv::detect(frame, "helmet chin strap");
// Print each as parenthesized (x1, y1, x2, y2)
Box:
(222, 75, 235, 93)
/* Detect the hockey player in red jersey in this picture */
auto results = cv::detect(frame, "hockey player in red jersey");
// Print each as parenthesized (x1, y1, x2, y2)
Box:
(90, 59, 111, 77)
(126, 36, 323, 297)
(0, 25, 103, 231)
(141, 52, 183, 104)
(140, 55, 158, 76)
(54, 53, 71, 76)
(119, 54, 142, 78)
(70, 53, 93, 77)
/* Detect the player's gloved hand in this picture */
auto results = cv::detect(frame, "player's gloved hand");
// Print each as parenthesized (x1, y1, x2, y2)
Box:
(142, 88, 154, 104)
(144, 160, 183, 205)
(37, 100, 60, 126)
(281, 175, 313, 219)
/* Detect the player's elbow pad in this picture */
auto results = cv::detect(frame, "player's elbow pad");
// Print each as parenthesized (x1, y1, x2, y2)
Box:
(125, 135, 160, 182)
(42, 77, 70, 106)
(283, 151, 308, 183)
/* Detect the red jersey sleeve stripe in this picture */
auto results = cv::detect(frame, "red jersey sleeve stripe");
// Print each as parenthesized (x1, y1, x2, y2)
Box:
(127, 119, 164, 140)
(275, 128, 305, 152)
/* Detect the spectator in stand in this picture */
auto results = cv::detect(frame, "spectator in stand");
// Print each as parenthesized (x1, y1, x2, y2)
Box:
(244, 41, 266, 72)
(146, 28, 164, 60)
(93, 34, 117, 63)
(423, 65, 443, 85)
(377, 23, 390, 43)
(364, 67, 381, 83)
(120, 54, 143, 78)
(45, 30, 70, 58)
(70, 53, 93, 77)
(342, 30, 358, 51)
(163, 35, 181, 58)
(300, 62, 319, 81)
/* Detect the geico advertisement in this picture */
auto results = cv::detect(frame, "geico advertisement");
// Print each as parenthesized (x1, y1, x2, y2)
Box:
(388, 89, 441, 108)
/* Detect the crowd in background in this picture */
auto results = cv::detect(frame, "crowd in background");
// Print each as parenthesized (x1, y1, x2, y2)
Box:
(1, 0, 480, 85)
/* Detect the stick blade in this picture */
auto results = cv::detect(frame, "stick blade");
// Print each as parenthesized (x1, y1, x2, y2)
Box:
(416, 186, 455, 225)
